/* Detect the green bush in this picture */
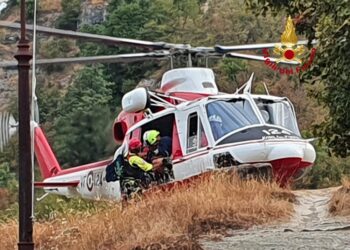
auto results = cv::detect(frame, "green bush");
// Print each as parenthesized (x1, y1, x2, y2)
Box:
(0, 193, 113, 223)
(33, 193, 113, 221)
(40, 39, 76, 73)
(0, 162, 17, 190)
(298, 145, 350, 189)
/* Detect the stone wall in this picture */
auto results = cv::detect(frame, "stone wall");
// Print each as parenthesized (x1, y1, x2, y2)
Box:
(0, 69, 17, 111)
(80, 0, 108, 26)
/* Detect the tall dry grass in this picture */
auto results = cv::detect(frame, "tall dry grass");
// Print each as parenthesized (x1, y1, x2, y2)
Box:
(0, 173, 294, 249)
(329, 177, 350, 216)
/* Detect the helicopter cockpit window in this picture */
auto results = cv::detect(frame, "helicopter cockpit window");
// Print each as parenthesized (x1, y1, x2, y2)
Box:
(187, 113, 208, 153)
(255, 99, 300, 136)
(206, 99, 260, 141)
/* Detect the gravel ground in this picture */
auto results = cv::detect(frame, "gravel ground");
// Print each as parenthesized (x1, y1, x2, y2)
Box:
(201, 187, 350, 250)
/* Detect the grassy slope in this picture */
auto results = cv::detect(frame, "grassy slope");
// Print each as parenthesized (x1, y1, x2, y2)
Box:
(0, 174, 294, 249)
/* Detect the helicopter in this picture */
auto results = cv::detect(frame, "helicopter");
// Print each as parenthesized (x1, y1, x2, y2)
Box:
(0, 18, 317, 201)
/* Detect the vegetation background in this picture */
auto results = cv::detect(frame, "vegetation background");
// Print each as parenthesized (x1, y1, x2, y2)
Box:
(0, 0, 349, 222)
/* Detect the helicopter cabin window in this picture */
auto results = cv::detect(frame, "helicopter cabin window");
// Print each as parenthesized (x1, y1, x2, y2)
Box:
(255, 99, 300, 136)
(140, 113, 176, 155)
(206, 99, 260, 141)
(187, 113, 208, 153)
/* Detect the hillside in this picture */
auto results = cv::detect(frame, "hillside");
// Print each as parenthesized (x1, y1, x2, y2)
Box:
(0, 0, 107, 111)
(0, 0, 349, 248)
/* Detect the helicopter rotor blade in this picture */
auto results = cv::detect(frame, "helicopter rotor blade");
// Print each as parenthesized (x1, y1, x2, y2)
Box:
(0, 21, 169, 50)
(215, 40, 317, 53)
(0, 51, 171, 69)
(226, 52, 300, 65)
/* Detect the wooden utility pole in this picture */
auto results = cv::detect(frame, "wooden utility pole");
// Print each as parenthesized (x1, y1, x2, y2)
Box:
(14, 0, 34, 249)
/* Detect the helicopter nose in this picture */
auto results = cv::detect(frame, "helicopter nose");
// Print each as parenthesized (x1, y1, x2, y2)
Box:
(267, 142, 316, 183)
(268, 143, 303, 161)
(267, 141, 316, 163)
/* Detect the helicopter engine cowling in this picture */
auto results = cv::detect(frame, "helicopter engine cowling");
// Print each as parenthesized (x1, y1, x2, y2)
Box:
(122, 87, 150, 113)
(113, 111, 144, 144)
(160, 68, 218, 95)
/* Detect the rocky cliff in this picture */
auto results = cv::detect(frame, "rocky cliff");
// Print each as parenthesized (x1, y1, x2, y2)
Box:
(0, 0, 108, 111)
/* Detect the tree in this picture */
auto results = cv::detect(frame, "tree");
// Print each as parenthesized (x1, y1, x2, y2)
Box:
(51, 66, 114, 167)
(56, 0, 81, 30)
(245, 0, 350, 157)
(40, 39, 76, 73)
(214, 58, 248, 92)
(79, 0, 179, 107)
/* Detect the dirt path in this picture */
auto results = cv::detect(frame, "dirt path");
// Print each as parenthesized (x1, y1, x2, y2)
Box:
(201, 187, 350, 250)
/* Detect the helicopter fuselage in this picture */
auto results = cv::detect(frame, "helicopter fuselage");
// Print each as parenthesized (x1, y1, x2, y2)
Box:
(35, 68, 316, 201)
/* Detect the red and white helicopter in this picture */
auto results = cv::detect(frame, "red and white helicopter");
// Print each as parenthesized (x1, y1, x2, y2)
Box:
(0, 20, 316, 201)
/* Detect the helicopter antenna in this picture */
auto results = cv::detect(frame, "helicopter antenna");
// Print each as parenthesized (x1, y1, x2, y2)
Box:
(187, 53, 192, 67)
(235, 83, 246, 94)
(243, 73, 255, 94)
(205, 57, 209, 68)
(263, 82, 270, 95)
(234, 75, 250, 94)
(170, 55, 174, 69)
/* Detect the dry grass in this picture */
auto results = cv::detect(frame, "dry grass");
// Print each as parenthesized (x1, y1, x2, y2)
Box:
(329, 177, 350, 216)
(0, 173, 294, 249)
(39, 0, 62, 12)
(0, 188, 10, 210)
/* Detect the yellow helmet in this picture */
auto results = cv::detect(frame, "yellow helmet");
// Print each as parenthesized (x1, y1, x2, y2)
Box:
(145, 130, 160, 145)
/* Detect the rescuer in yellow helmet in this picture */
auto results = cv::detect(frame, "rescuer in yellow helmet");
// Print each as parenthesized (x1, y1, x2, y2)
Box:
(143, 130, 173, 181)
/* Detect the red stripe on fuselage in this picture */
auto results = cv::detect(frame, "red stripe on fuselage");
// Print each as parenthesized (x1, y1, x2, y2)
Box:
(54, 159, 112, 177)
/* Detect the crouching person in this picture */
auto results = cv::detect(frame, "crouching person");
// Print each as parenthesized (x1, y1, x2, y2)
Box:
(126, 138, 155, 188)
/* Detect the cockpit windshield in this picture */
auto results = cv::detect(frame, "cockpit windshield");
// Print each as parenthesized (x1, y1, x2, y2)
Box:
(255, 98, 300, 136)
(206, 99, 260, 141)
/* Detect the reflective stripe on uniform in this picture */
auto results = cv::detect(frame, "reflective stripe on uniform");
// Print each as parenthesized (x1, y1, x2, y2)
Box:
(128, 155, 153, 172)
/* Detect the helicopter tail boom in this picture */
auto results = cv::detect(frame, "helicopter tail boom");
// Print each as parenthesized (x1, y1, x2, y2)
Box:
(34, 126, 62, 179)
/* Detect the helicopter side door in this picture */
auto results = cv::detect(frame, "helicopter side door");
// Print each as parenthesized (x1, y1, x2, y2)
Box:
(173, 107, 214, 180)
